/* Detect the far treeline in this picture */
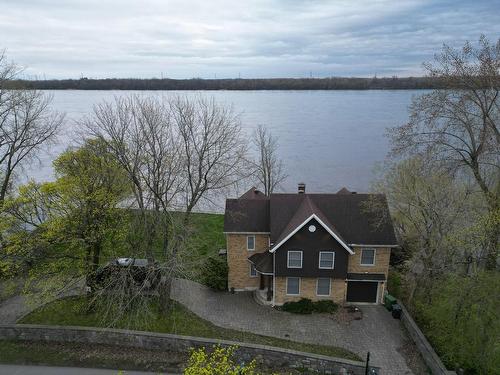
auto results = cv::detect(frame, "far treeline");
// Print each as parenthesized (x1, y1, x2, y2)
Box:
(7, 76, 453, 90)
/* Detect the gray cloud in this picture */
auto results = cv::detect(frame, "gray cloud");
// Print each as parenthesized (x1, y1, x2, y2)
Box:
(1, 0, 498, 78)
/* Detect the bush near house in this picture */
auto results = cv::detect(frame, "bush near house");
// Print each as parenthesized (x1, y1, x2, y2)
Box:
(201, 256, 228, 291)
(282, 298, 338, 314)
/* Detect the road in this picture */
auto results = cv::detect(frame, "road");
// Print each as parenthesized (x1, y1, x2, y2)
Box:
(0, 364, 178, 375)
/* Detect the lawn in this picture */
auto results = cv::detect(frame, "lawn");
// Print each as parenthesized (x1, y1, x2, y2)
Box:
(0, 339, 186, 373)
(20, 296, 360, 361)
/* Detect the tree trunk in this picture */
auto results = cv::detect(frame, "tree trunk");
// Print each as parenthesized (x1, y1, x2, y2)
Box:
(158, 275, 172, 313)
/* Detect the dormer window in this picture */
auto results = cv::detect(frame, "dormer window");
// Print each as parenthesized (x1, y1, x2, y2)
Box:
(247, 235, 255, 251)
(287, 251, 303, 268)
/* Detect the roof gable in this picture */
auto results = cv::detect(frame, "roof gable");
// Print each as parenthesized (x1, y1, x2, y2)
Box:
(269, 213, 354, 254)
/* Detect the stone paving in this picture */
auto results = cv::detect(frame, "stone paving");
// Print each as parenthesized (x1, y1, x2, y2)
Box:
(172, 278, 423, 375)
(0, 278, 424, 375)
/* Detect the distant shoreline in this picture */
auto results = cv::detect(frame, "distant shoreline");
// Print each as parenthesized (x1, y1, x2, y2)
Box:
(6, 76, 447, 90)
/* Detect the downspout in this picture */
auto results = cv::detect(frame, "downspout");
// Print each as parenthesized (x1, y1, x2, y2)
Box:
(272, 251, 276, 306)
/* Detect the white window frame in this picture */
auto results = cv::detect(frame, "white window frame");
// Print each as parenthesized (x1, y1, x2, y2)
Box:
(249, 263, 257, 277)
(287, 250, 303, 268)
(316, 278, 331, 296)
(286, 277, 300, 295)
(360, 248, 376, 266)
(318, 251, 335, 269)
(247, 235, 255, 251)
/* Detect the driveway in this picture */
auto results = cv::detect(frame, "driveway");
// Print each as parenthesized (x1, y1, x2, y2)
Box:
(172, 279, 422, 375)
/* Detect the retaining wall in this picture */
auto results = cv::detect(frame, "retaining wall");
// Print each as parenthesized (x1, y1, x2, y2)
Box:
(0, 324, 372, 375)
(399, 303, 457, 375)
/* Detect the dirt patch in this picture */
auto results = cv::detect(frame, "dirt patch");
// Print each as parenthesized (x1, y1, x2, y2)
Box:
(397, 339, 431, 375)
(333, 306, 363, 324)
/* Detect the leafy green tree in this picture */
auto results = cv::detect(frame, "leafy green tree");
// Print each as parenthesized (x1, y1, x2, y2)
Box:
(3, 139, 131, 299)
(414, 272, 500, 374)
(184, 345, 259, 375)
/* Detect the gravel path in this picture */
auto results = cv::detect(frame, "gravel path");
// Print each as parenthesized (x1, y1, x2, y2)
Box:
(171, 278, 423, 375)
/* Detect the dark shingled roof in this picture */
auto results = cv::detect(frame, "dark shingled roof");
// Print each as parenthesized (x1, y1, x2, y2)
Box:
(271, 195, 348, 250)
(347, 273, 386, 281)
(223, 198, 269, 233)
(248, 252, 273, 274)
(336, 187, 351, 194)
(224, 189, 397, 246)
(239, 187, 268, 200)
(269, 193, 397, 246)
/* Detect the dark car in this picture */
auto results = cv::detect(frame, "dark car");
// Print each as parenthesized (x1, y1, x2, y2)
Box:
(88, 258, 160, 292)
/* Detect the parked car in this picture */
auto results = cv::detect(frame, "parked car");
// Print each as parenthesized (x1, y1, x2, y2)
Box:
(88, 258, 160, 292)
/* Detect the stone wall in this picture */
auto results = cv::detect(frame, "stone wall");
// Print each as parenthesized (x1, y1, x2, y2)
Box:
(274, 277, 346, 305)
(227, 234, 269, 291)
(0, 324, 373, 375)
(399, 303, 457, 375)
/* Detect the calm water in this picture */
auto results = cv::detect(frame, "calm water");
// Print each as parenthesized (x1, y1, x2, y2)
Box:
(29, 90, 420, 197)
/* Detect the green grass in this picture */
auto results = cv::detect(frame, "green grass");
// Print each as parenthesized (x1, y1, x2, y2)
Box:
(20, 296, 360, 361)
(186, 212, 225, 258)
(0, 339, 185, 373)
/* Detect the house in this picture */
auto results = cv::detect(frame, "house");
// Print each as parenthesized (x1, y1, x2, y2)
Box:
(223, 183, 398, 306)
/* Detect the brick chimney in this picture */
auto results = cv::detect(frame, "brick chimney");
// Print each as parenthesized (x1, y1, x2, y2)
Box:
(298, 182, 306, 194)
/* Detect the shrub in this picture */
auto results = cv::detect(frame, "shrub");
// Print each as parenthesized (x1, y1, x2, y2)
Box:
(282, 298, 338, 314)
(387, 268, 403, 298)
(282, 298, 315, 314)
(201, 257, 228, 291)
(313, 300, 339, 313)
(184, 345, 258, 375)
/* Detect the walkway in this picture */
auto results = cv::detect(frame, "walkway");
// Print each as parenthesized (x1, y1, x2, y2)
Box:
(171, 279, 421, 375)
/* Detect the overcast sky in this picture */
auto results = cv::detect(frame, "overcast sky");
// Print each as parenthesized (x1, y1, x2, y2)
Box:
(1, 0, 498, 79)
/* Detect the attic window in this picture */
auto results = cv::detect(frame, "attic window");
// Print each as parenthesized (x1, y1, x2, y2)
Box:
(308, 224, 316, 233)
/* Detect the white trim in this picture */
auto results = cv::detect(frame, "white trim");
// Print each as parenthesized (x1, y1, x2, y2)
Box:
(270, 214, 354, 254)
(349, 244, 398, 248)
(272, 253, 276, 306)
(223, 232, 271, 235)
(316, 277, 331, 296)
(286, 277, 300, 296)
(360, 248, 376, 266)
(318, 251, 335, 269)
(287, 250, 303, 268)
(247, 235, 255, 251)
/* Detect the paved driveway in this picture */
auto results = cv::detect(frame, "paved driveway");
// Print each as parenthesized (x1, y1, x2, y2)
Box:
(172, 279, 420, 375)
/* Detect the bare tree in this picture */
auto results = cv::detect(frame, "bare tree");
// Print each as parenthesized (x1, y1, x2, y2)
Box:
(0, 52, 63, 208)
(84, 94, 248, 313)
(252, 125, 287, 195)
(389, 36, 500, 269)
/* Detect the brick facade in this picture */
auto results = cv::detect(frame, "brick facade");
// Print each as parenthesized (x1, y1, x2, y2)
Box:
(227, 237, 391, 304)
(347, 247, 391, 277)
(227, 234, 269, 291)
(274, 277, 346, 305)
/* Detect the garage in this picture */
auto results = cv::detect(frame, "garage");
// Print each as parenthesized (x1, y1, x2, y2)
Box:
(346, 273, 386, 303)
(346, 281, 379, 303)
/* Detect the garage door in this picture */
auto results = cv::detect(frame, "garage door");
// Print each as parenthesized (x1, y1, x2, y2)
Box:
(346, 281, 378, 303)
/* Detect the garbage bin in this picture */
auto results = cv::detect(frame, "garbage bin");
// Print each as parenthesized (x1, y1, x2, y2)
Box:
(384, 294, 397, 311)
(391, 304, 402, 319)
